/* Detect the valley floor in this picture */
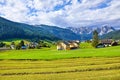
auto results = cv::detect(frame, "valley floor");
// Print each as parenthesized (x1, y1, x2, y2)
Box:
(0, 45, 120, 80)
(0, 45, 120, 60)
(0, 57, 120, 80)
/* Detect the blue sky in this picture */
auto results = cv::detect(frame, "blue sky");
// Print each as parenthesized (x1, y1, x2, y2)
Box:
(0, 0, 120, 27)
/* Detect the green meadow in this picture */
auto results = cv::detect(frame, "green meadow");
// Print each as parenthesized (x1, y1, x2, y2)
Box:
(0, 43, 120, 80)
(0, 45, 120, 60)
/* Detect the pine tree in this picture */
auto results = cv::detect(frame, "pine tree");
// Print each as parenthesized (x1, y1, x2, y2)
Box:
(16, 40, 25, 50)
(20, 40, 25, 46)
(92, 30, 99, 48)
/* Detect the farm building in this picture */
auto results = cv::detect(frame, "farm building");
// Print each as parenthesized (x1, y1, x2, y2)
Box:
(100, 39, 118, 47)
(28, 42, 38, 49)
(57, 40, 80, 50)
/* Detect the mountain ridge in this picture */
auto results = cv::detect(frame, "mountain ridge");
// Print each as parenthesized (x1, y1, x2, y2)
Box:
(102, 30, 120, 39)
(0, 17, 81, 41)
(67, 25, 116, 35)
(67, 25, 117, 40)
(0, 16, 119, 41)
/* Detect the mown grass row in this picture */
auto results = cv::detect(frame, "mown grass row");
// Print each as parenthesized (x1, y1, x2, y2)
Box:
(0, 62, 120, 74)
(0, 57, 120, 80)
(0, 70, 120, 80)
(0, 57, 120, 69)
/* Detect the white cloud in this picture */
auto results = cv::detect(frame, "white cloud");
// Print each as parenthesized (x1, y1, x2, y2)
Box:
(0, 0, 28, 22)
(0, 0, 120, 27)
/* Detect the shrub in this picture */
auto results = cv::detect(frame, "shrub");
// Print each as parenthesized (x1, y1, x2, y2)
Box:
(16, 43, 21, 50)
(0, 42, 6, 47)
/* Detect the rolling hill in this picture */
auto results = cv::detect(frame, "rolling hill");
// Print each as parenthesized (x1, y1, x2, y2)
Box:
(102, 30, 120, 39)
(0, 17, 81, 41)
(0, 17, 60, 41)
(2, 16, 119, 41)
(35, 25, 80, 40)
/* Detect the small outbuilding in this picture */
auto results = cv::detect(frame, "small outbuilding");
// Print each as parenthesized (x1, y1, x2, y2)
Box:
(57, 41, 80, 50)
(99, 39, 118, 47)
(57, 41, 70, 50)
(100, 39, 113, 47)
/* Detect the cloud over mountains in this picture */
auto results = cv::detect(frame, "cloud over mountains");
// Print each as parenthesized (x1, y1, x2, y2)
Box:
(0, 0, 120, 27)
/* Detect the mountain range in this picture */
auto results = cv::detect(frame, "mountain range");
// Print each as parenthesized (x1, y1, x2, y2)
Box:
(0, 17, 80, 41)
(0, 16, 120, 41)
(67, 25, 117, 40)
(67, 25, 116, 35)
(102, 30, 120, 39)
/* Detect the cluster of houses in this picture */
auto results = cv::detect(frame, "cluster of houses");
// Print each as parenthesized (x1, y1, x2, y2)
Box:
(10, 42, 39, 50)
(0, 40, 52, 50)
(57, 39, 119, 50)
(0, 39, 119, 51)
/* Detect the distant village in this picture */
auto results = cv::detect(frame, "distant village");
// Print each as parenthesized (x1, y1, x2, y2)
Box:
(0, 39, 119, 51)
(57, 39, 119, 50)
(0, 40, 51, 50)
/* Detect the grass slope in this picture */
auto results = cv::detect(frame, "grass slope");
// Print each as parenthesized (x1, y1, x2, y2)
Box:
(0, 57, 120, 80)
(0, 45, 120, 60)
(3, 40, 30, 45)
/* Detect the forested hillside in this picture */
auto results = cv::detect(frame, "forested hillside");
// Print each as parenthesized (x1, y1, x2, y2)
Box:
(0, 17, 81, 41)
(102, 30, 120, 39)
(0, 17, 60, 41)
(36, 25, 81, 40)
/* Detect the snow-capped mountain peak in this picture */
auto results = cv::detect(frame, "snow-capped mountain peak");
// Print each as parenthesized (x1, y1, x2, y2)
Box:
(67, 25, 116, 36)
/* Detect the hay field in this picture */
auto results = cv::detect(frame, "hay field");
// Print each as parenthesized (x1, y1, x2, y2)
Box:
(0, 57, 120, 80)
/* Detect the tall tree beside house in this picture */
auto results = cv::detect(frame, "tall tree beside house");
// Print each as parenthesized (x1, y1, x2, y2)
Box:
(16, 43, 21, 50)
(16, 40, 25, 50)
(92, 30, 99, 48)
(20, 40, 25, 46)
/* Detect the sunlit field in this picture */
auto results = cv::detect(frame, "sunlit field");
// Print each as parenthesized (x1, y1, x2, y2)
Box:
(0, 57, 120, 80)
(0, 45, 120, 60)
(0, 43, 120, 80)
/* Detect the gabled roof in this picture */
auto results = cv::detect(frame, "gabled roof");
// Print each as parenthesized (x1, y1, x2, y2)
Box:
(63, 41, 70, 45)
(101, 39, 113, 44)
(57, 41, 79, 46)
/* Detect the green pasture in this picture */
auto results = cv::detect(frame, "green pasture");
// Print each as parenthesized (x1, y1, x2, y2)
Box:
(0, 42, 120, 80)
(0, 45, 120, 60)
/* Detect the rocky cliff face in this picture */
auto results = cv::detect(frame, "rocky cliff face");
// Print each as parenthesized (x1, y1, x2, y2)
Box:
(67, 25, 116, 36)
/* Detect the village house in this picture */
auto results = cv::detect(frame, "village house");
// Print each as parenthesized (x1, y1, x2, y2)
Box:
(28, 42, 38, 49)
(57, 40, 80, 50)
(100, 39, 113, 47)
(96, 39, 118, 48)
(10, 43, 15, 49)
(10, 44, 15, 49)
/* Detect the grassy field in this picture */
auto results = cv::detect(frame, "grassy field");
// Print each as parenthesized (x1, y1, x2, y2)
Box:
(0, 43, 120, 80)
(0, 45, 120, 60)
(0, 57, 120, 80)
